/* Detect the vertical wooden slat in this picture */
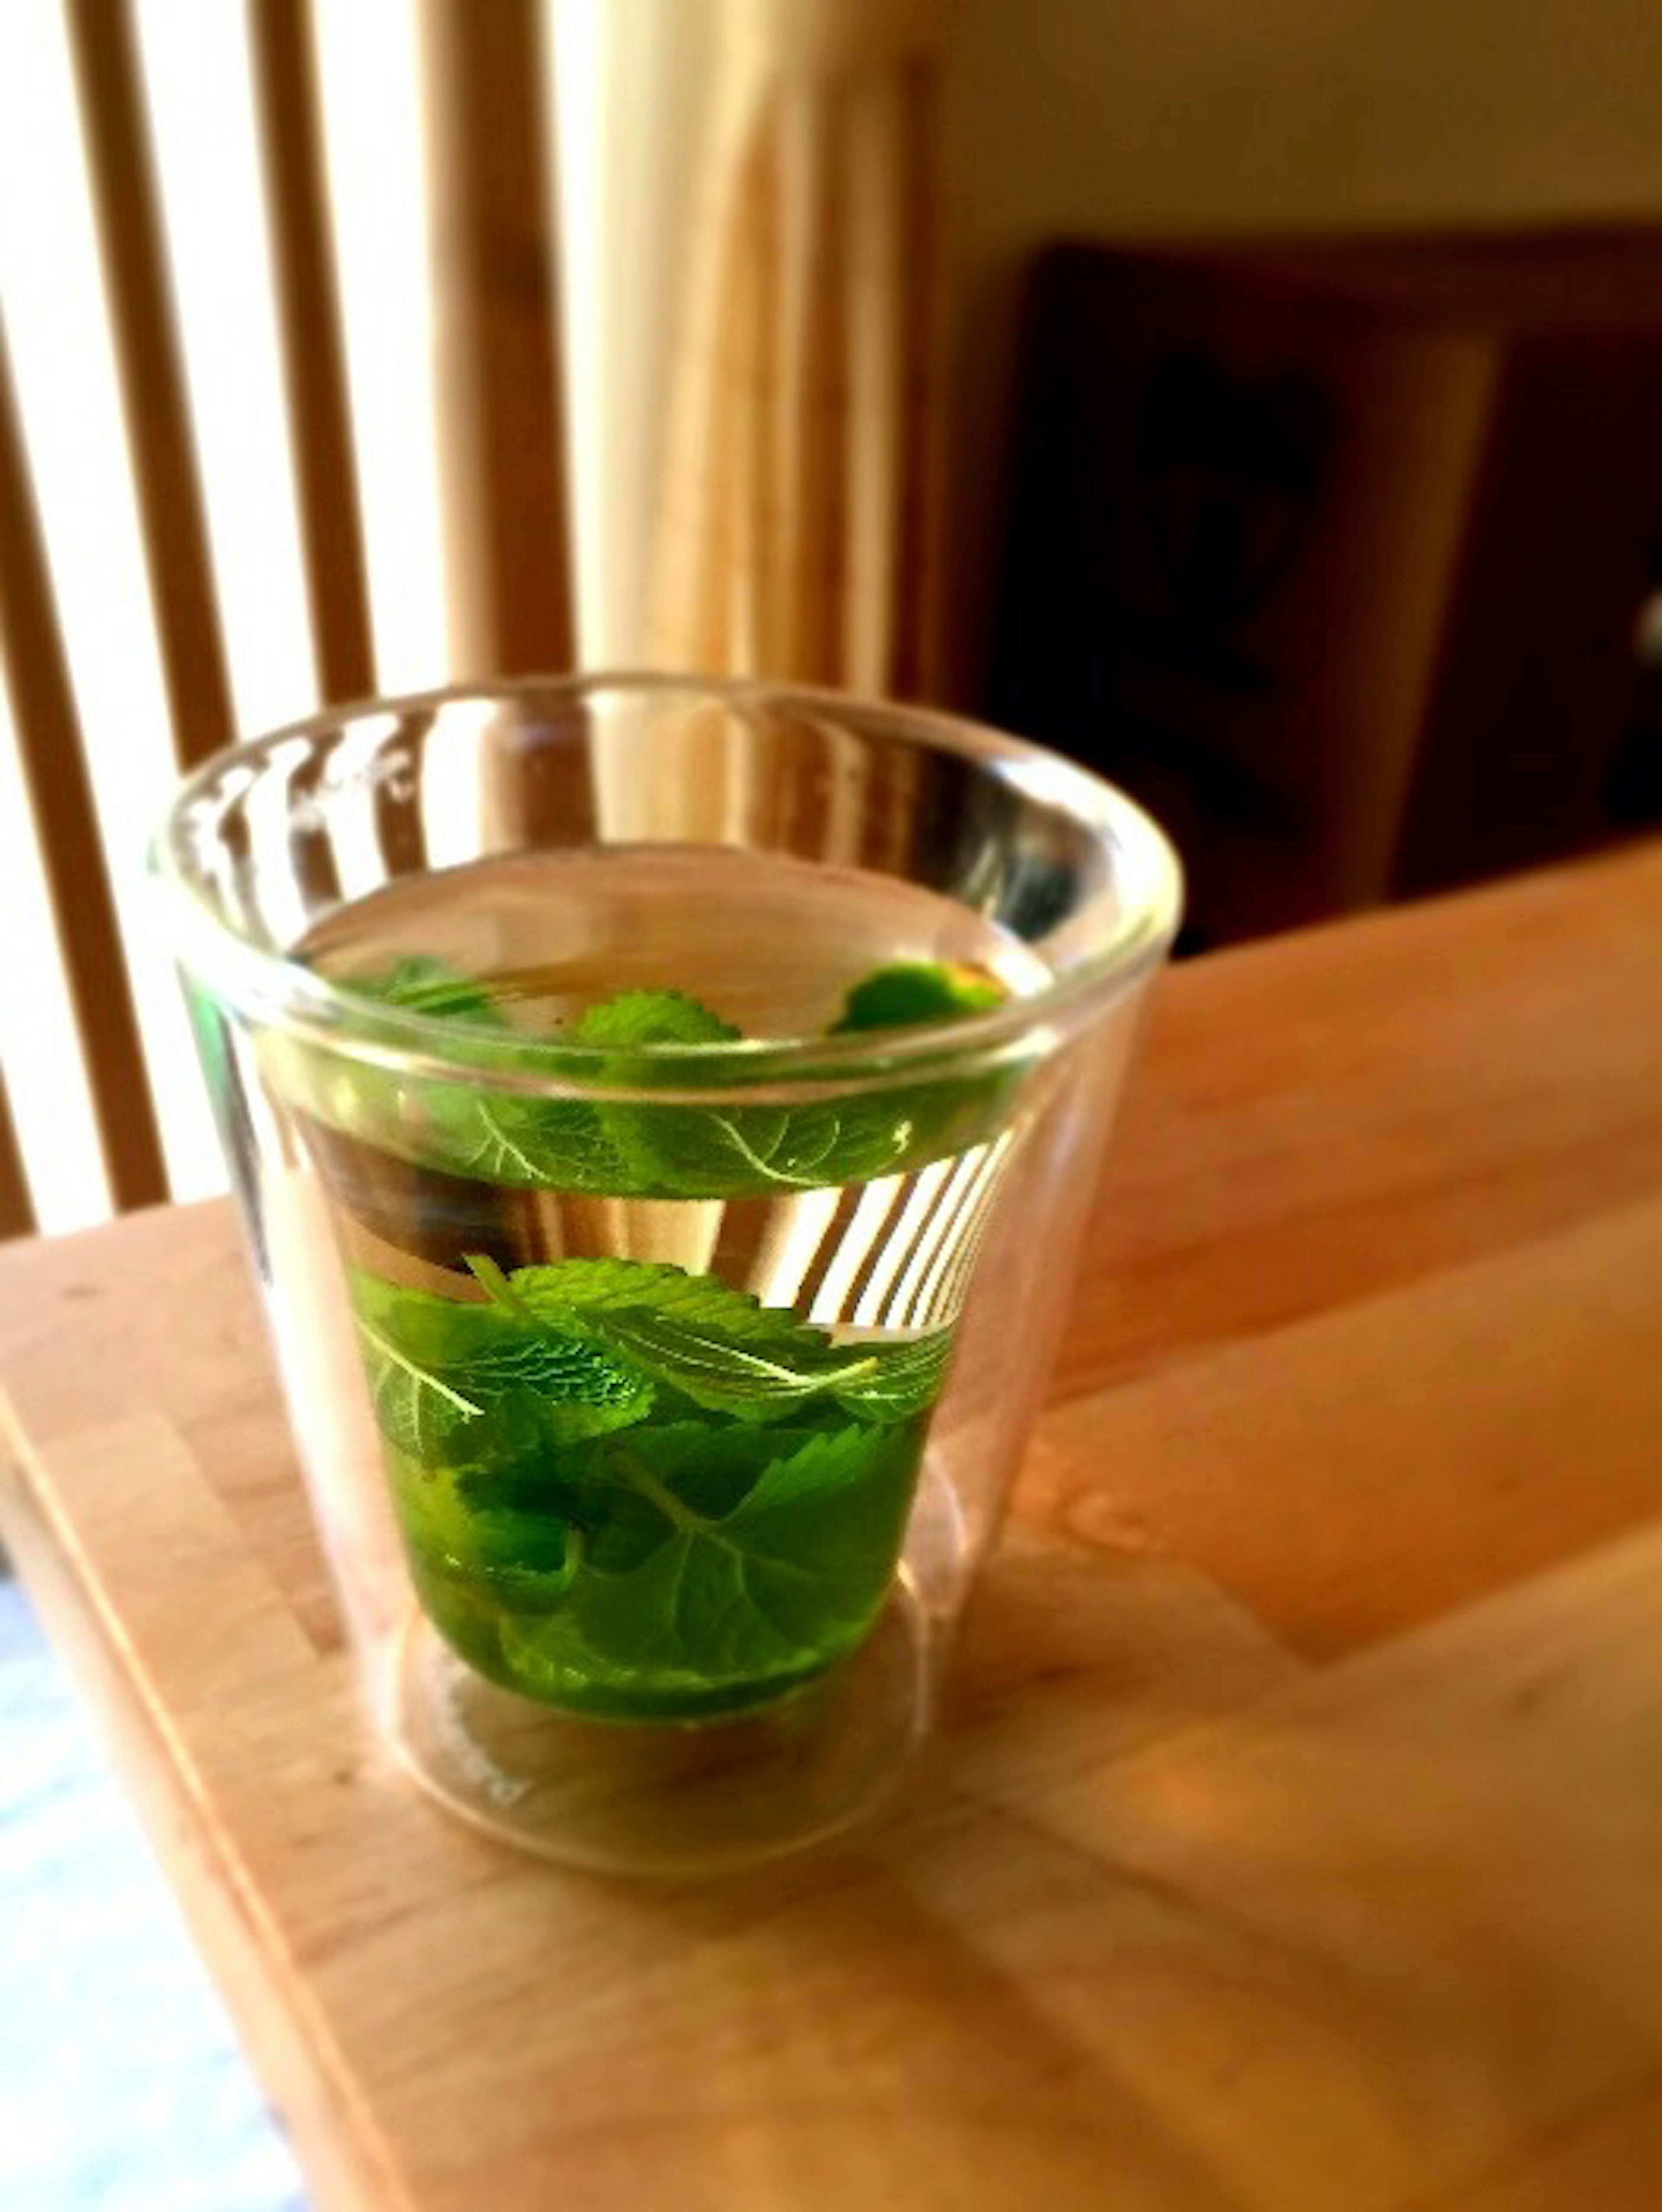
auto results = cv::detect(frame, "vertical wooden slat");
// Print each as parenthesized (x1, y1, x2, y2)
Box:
(63, 0, 236, 768)
(891, 57, 944, 700)
(417, 0, 573, 677)
(843, 68, 900, 695)
(0, 318, 170, 1216)
(246, 0, 375, 707)
(730, 101, 781, 678)
(771, 80, 846, 685)
(647, 97, 772, 678)
(0, 1071, 37, 1242)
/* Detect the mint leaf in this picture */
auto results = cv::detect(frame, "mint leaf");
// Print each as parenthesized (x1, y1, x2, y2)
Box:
(386, 1449, 582, 1624)
(419, 1085, 619, 1190)
(831, 1328, 957, 1421)
(569, 983, 956, 1195)
(586, 1074, 1015, 1199)
(572, 1421, 794, 1540)
(563, 1420, 921, 1685)
(486, 1257, 836, 1358)
(570, 981, 1007, 1199)
(339, 956, 509, 1027)
(598, 1095, 918, 1198)
(478, 1255, 944, 1425)
(287, 958, 1024, 1201)
(573, 988, 846, 1196)
(415, 986, 743, 1195)
(348, 1269, 653, 1467)
(343, 958, 625, 1187)
(728, 1422, 916, 1596)
(832, 959, 1009, 1033)
(575, 987, 741, 1048)
(289, 956, 627, 1194)
(356, 1318, 496, 1465)
(589, 1309, 873, 1421)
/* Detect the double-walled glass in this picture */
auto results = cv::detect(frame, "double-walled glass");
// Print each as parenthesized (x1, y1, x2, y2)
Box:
(153, 678, 1180, 1872)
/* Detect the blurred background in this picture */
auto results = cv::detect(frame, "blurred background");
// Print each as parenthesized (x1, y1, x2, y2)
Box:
(5, 0, 1662, 1241)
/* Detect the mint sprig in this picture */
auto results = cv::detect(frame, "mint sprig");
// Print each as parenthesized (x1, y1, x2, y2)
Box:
(300, 951, 1012, 1711)
(348, 1255, 958, 1712)
(363, 1254, 935, 1431)
(291, 963, 1018, 1202)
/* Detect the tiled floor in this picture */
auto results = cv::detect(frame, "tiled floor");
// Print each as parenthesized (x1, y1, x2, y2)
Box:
(0, 1570, 308, 2212)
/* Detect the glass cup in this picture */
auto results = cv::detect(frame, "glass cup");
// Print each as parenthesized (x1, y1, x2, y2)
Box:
(153, 677, 1180, 1872)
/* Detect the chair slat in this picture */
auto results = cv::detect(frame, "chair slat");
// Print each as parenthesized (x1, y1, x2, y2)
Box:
(246, 0, 376, 708)
(418, 0, 573, 676)
(64, 0, 237, 767)
(0, 1070, 37, 1242)
(0, 318, 170, 1216)
(885, 59, 941, 700)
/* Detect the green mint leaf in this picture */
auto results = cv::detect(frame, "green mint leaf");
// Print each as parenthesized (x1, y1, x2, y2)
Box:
(348, 1269, 653, 1466)
(832, 959, 1009, 1033)
(727, 1422, 918, 1591)
(356, 1251, 960, 1714)
(567, 981, 1011, 1199)
(565, 1421, 796, 1554)
(588, 1309, 874, 1422)
(342, 958, 624, 1190)
(286, 958, 1024, 1202)
(600, 1074, 1018, 1200)
(387, 1450, 582, 1622)
(488, 1257, 835, 1357)
(596, 1096, 918, 1199)
(355, 1317, 496, 1466)
(571, 983, 985, 1200)
(575, 987, 741, 1048)
(289, 957, 628, 1195)
(830, 1328, 957, 1421)
(337, 954, 509, 1027)
(481, 1255, 944, 1425)
(574, 989, 822, 1197)
(465, 1499, 577, 1574)
(419, 1085, 620, 1190)
(562, 1419, 922, 1686)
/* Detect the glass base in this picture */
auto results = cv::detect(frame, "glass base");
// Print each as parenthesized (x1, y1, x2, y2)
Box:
(383, 1573, 936, 1874)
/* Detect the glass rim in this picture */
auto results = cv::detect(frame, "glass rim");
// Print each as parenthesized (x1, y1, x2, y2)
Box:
(151, 672, 1184, 1091)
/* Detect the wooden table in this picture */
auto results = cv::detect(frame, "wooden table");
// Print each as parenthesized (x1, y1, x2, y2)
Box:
(5, 845, 1662, 2212)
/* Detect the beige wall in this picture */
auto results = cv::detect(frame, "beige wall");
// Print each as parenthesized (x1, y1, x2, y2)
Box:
(938, 0, 1662, 692)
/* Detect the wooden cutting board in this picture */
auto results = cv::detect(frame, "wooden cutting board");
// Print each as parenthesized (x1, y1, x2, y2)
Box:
(5, 842, 1662, 2212)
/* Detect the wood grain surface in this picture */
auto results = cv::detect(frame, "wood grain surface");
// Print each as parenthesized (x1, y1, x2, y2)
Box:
(4, 843, 1662, 2211)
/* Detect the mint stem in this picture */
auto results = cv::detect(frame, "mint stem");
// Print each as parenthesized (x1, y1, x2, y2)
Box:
(465, 1251, 533, 1320)
(604, 1440, 711, 1536)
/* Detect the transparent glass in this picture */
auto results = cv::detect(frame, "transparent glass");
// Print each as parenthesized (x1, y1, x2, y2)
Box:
(153, 676, 1180, 1872)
